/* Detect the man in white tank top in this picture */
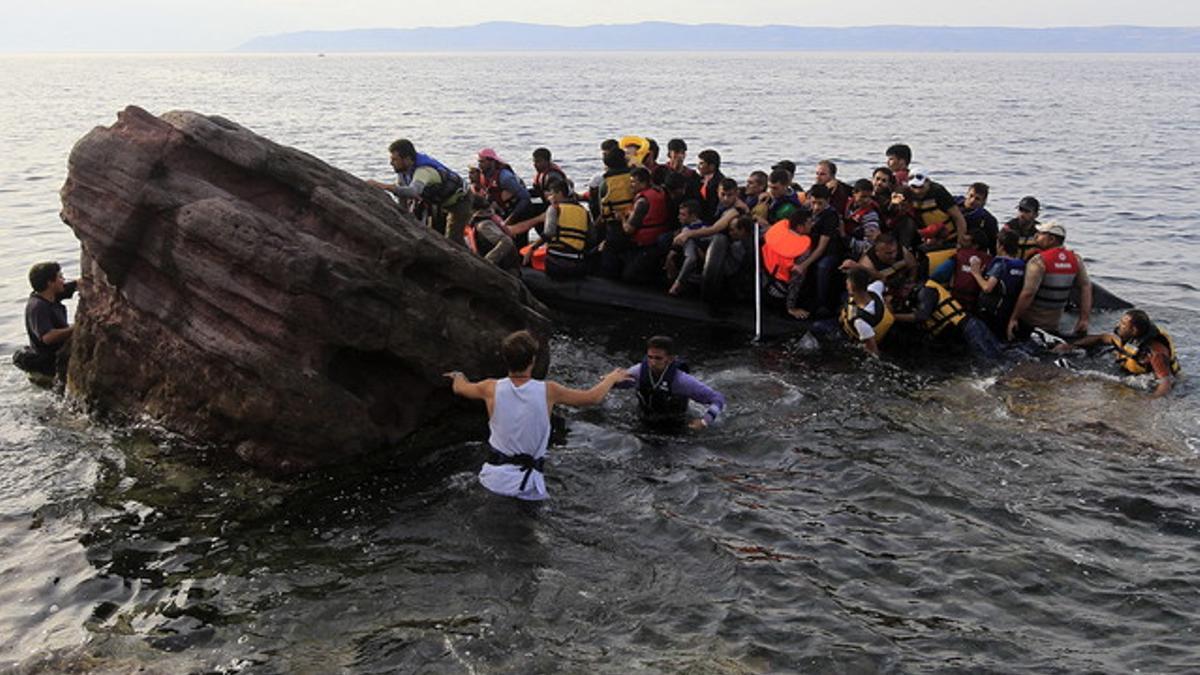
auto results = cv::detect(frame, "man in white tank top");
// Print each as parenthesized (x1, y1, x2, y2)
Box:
(445, 330, 630, 500)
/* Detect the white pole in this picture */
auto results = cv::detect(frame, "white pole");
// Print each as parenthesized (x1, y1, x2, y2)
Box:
(753, 220, 762, 342)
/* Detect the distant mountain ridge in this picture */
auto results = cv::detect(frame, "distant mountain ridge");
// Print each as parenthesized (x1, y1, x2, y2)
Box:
(237, 22, 1200, 53)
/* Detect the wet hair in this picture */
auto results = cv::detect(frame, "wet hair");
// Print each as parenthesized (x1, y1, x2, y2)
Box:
(29, 261, 61, 292)
(647, 335, 675, 355)
(646, 138, 659, 160)
(719, 177, 739, 193)
(601, 139, 619, 152)
(698, 149, 721, 169)
(818, 159, 837, 177)
(532, 147, 552, 162)
(848, 268, 871, 292)
(886, 143, 912, 164)
(630, 167, 652, 185)
(604, 148, 628, 170)
(667, 138, 687, 153)
(679, 199, 703, 219)
(388, 138, 416, 159)
(768, 169, 791, 185)
(997, 228, 1019, 256)
(852, 178, 873, 193)
(969, 182, 990, 199)
(1124, 309, 1152, 337)
(808, 183, 832, 200)
(501, 331, 539, 371)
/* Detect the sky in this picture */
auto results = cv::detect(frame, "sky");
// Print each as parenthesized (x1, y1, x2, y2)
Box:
(2, 0, 1198, 52)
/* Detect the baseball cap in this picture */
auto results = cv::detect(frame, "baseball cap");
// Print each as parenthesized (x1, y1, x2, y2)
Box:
(1018, 196, 1040, 213)
(477, 147, 504, 163)
(1035, 220, 1065, 238)
(908, 167, 929, 188)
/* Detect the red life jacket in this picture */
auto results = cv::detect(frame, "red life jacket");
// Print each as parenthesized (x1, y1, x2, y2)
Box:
(950, 247, 993, 312)
(843, 199, 880, 237)
(534, 163, 566, 196)
(483, 162, 517, 208)
(633, 187, 669, 246)
(761, 220, 813, 282)
(1034, 246, 1080, 311)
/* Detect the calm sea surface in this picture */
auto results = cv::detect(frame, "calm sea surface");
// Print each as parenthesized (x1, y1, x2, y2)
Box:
(1, 52, 1198, 673)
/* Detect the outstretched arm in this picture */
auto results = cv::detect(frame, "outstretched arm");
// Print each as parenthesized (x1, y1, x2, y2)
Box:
(547, 368, 632, 407)
(444, 372, 494, 401)
(672, 371, 726, 428)
(1052, 332, 1114, 353)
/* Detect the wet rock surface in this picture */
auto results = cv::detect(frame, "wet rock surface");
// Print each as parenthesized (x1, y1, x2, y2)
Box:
(60, 105, 550, 472)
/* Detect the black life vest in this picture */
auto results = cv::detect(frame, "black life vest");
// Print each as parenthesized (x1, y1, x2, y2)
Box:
(865, 246, 908, 292)
(636, 358, 690, 423)
(412, 153, 464, 205)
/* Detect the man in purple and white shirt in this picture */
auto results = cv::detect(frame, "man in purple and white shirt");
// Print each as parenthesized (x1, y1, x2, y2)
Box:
(617, 335, 726, 430)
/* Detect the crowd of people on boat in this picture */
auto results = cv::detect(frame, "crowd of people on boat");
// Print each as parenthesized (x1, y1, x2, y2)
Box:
(367, 136, 1180, 398)
(9, 139, 1184, 504)
(12, 137, 1180, 406)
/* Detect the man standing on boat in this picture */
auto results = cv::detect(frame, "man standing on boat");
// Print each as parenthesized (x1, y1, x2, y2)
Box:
(367, 139, 471, 242)
(445, 330, 629, 501)
(1006, 221, 1092, 341)
(696, 149, 725, 222)
(616, 336, 726, 430)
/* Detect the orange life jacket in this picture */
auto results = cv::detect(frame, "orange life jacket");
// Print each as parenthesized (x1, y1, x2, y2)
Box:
(761, 219, 813, 282)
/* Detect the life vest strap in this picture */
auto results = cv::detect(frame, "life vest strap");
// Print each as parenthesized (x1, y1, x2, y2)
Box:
(486, 449, 545, 492)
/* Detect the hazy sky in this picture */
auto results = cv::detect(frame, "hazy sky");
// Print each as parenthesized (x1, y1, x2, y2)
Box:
(3, 1, 1198, 52)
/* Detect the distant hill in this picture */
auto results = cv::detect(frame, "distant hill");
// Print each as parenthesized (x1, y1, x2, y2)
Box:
(237, 22, 1200, 53)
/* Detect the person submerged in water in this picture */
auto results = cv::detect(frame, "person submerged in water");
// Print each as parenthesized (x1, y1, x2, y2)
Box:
(615, 335, 726, 430)
(1052, 309, 1181, 398)
(14, 261, 77, 379)
(445, 330, 629, 501)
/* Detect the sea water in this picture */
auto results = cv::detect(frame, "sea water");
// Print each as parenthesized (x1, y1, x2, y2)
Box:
(0, 52, 1198, 672)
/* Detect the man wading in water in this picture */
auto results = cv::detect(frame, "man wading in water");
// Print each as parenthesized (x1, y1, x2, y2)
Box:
(445, 331, 629, 501)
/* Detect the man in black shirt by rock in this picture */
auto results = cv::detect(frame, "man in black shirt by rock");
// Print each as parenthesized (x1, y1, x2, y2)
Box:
(15, 261, 77, 379)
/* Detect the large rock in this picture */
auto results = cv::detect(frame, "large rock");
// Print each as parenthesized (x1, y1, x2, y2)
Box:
(60, 105, 551, 472)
